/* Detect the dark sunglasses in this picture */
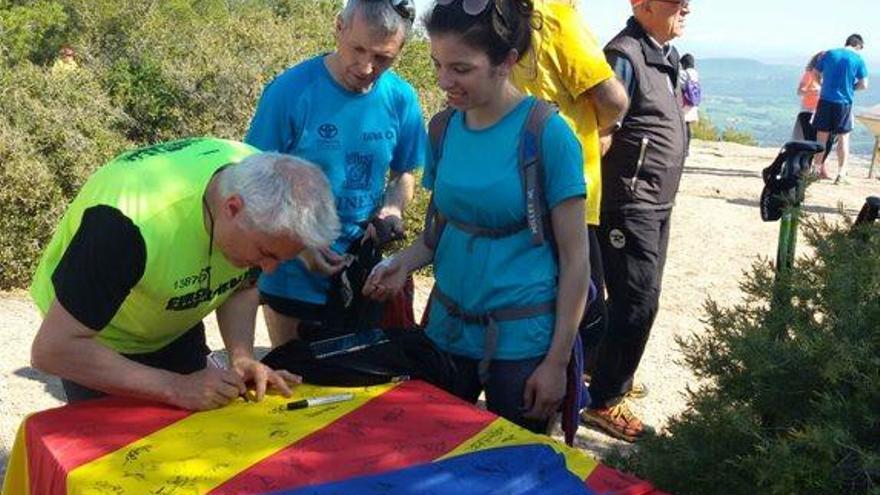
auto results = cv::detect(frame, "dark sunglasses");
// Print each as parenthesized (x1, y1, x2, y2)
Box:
(366, 0, 416, 21)
(652, 0, 690, 9)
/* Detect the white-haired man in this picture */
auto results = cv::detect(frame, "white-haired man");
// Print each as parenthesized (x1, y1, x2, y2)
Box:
(30, 138, 339, 410)
(246, 0, 427, 347)
(580, 0, 690, 442)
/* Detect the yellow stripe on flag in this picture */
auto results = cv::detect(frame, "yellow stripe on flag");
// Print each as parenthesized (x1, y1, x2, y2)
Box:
(438, 417, 598, 480)
(2, 419, 31, 495)
(67, 384, 394, 495)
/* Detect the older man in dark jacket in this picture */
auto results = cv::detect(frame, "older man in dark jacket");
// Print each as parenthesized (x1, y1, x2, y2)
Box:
(581, 0, 690, 442)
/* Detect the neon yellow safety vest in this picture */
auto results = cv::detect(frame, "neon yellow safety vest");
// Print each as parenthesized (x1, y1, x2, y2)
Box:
(31, 138, 258, 354)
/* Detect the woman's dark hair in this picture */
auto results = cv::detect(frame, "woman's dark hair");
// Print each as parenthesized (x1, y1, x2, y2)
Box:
(424, 0, 536, 65)
(680, 53, 695, 70)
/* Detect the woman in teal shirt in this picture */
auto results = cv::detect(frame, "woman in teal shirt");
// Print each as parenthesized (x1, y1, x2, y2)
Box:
(365, 0, 588, 433)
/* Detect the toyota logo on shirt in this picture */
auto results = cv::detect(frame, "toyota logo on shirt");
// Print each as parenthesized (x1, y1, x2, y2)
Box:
(318, 123, 338, 140)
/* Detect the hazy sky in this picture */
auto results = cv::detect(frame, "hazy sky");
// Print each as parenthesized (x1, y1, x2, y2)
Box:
(411, 0, 880, 68)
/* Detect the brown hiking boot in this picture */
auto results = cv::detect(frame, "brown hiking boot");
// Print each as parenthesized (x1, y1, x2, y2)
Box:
(580, 401, 648, 442)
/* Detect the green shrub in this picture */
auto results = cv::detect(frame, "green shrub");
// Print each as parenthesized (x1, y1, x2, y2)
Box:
(610, 217, 880, 494)
(396, 38, 445, 118)
(0, 0, 444, 288)
(0, 63, 131, 288)
(0, 0, 70, 65)
(721, 125, 759, 146)
(85, 0, 338, 142)
(691, 111, 720, 141)
(0, 127, 65, 289)
(692, 111, 758, 146)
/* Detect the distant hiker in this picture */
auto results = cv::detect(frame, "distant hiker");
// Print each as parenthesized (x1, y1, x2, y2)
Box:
(812, 34, 870, 184)
(580, 0, 690, 443)
(509, 0, 628, 383)
(365, 0, 589, 435)
(51, 45, 79, 75)
(679, 53, 701, 141)
(246, 0, 427, 347)
(792, 51, 823, 142)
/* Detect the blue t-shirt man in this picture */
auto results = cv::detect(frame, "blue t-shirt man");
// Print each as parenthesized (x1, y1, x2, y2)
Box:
(812, 35, 870, 182)
(246, 55, 427, 324)
(816, 47, 869, 104)
(423, 97, 585, 360)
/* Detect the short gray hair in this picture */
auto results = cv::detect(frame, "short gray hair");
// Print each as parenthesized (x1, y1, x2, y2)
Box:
(219, 153, 340, 248)
(341, 0, 413, 38)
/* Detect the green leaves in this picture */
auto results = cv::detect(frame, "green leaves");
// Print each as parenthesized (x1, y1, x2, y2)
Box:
(616, 218, 880, 494)
(0, 0, 343, 288)
(0, 1, 69, 65)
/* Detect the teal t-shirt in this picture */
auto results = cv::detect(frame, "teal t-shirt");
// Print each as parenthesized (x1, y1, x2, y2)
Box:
(424, 97, 585, 360)
(246, 55, 428, 304)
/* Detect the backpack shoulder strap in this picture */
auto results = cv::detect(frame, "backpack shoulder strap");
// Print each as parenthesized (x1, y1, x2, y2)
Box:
(428, 107, 455, 164)
(424, 108, 456, 250)
(519, 99, 557, 246)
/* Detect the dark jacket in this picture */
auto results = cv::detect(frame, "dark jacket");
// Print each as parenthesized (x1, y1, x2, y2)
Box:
(602, 17, 688, 211)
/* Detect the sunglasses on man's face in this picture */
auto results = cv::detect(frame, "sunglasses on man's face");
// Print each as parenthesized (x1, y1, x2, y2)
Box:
(652, 0, 690, 9)
(435, 0, 493, 16)
(365, 0, 416, 21)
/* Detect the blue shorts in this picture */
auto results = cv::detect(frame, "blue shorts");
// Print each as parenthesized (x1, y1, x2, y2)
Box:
(813, 99, 853, 134)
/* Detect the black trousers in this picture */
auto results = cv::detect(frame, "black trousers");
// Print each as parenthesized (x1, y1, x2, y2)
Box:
(588, 207, 672, 408)
(579, 227, 608, 375)
(61, 323, 210, 403)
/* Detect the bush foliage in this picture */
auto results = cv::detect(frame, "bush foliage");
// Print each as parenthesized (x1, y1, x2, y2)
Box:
(692, 111, 758, 146)
(611, 217, 880, 494)
(0, 0, 441, 289)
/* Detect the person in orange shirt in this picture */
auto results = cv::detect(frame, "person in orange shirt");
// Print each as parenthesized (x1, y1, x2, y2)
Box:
(792, 51, 823, 142)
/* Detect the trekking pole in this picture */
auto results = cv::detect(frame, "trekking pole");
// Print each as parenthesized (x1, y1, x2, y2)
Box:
(763, 142, 823, 320)
(775, 177, 807, 276)
(869, 137, 878, 179)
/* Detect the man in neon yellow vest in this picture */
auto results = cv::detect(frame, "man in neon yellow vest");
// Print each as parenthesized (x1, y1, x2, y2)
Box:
(30, 138, 340, 410)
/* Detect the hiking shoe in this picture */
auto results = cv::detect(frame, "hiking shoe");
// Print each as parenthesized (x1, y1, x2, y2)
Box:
(580, 402, 648, 442)
(582, 374, 648, 400)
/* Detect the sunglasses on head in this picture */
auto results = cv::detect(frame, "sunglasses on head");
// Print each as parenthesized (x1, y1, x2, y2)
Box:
(365, 0, 416, 21)
(435, 0, 493, 16)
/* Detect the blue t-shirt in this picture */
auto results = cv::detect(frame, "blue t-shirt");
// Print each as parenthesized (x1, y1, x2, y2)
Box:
(424, 97, 585, 360)
(247, 55, 428, 304)
(817, 48, 869, 104)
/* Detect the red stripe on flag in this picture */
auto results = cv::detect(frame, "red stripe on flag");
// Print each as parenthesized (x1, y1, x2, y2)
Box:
(211, 381, 496, 495)
(25, 396, 191, 495)
(586, 463, 666, 495)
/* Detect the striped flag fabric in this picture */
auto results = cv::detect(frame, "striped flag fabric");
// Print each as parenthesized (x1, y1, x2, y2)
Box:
(2, 380, 662, 495)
